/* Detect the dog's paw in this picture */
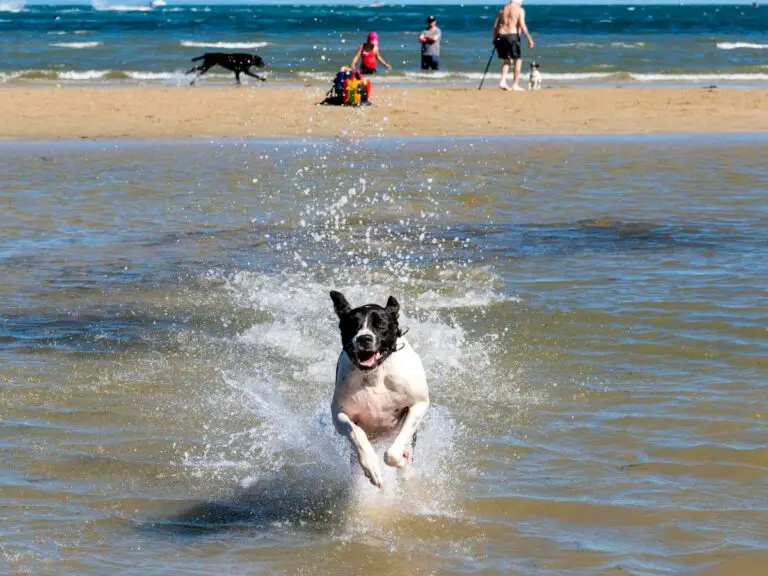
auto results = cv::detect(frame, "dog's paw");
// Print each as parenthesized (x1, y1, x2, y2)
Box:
(384, 445, 410, 469)
(359, 451, 384, 488)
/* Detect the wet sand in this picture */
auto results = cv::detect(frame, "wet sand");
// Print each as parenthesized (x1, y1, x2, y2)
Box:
(1, 86, 767, 139)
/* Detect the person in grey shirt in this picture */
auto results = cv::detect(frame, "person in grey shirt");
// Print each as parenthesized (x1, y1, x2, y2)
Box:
(419, 15, 441, 71)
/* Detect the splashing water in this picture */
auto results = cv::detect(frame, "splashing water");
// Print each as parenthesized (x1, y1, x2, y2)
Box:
(166, 141, 540, 539)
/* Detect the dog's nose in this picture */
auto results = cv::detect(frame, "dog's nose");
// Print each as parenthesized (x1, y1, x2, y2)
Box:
(356, 334, 374, 348)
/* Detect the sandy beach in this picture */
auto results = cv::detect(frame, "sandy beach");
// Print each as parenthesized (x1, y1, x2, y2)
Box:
(2, 86, 767, 140)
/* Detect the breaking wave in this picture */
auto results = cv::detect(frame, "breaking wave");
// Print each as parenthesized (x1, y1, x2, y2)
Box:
(91, 1, 152, 11)
(0, 69, 227, 83)
(180, 40, 269, 49)
(3, 67, 768, 86)
(717, 42, 768, 50)
(629, 72, 768, 82)
(297, 70, 616, 84)
(0, 0, 24, 11)
(52, 41, 102, 49)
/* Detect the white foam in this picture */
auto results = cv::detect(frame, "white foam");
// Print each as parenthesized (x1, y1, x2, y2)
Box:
(630, 72, 768, 82)
(537, 72, 616, 81)
(0, 0, 24, 12)
(180, 40, 269, 49)
(551, 42, 601, 49)
(0, 71, 23, 82)
(717, 42, 768, 50)
(611, 41, 646, 48)
(125, 71, 185, 80)
(59, 70, 109, 80)
(298, 70, 614, 84)
(91, 1, 152, 11)
(52, 41, 102, 49)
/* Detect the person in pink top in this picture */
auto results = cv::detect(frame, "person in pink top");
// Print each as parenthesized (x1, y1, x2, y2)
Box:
(351, 31, 392, 75)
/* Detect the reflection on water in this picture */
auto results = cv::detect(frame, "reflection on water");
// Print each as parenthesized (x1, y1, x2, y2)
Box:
(1, 136, 767, 575)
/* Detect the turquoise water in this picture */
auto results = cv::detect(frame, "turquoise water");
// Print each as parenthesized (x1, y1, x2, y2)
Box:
(2, 4, 768, 86)
(1, 135, 767, 575)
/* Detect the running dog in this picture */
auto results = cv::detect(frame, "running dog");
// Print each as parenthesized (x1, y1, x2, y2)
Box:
(528, 61, 542, 91)
(329, 291, 429, 488)
(185, 52, 266, 85)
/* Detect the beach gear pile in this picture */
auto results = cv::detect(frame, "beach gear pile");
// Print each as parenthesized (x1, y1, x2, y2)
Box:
(319, 69, 372, 106)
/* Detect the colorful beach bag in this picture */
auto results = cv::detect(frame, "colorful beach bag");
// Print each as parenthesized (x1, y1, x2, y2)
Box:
(319, 69, 372, 106)
(342, 70, 372, 106)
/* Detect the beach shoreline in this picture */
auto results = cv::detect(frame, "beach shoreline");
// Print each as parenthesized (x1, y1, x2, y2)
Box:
(2, 86, 767, 140)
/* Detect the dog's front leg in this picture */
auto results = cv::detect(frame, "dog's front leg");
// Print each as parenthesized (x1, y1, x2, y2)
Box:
(244, 68, 267, 82)
(335, 412, 384, 488)
(384, 400, 429, 468)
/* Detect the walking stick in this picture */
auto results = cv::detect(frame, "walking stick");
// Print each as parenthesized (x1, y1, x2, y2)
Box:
(478, 47, 496, 91)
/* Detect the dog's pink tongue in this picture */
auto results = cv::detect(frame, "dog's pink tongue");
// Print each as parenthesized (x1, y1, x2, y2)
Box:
(360, 352, 380, 367)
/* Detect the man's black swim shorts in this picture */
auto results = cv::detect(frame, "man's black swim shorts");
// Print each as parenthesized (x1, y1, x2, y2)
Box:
(495, 34, 521, 60)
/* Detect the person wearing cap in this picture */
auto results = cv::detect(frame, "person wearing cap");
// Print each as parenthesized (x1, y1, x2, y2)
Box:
(419, 15, 442, 71)
(492, 0, 534, 91)
(351, 31, 392, 75)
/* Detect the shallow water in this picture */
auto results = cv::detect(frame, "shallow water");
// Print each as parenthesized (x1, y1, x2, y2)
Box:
(1, 135, 767, 575)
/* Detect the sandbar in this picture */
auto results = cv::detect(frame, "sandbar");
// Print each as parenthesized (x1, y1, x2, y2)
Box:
(1, 86, 767, 140)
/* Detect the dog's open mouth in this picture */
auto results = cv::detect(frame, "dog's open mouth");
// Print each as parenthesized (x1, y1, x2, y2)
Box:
(356, 350, 381, 368)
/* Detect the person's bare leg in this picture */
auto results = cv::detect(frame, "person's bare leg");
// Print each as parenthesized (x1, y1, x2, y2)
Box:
(512, 58, 524, 91)
(499, 59, 511, 90)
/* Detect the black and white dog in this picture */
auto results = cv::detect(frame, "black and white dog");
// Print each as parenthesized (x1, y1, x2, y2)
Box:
(528, 61, 542, 91)
(329, 291, 429, 488)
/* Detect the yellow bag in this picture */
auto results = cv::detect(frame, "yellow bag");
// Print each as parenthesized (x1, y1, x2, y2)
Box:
(343, 73, 371, 106)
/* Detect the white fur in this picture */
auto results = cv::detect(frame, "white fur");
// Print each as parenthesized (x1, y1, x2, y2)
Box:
(353, 316, 376, 349)
(332, 338, 429, 488)
(528, 67, 541, 91)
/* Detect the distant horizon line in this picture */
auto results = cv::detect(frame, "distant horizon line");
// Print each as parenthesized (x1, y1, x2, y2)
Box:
(21, 1, 761, 5)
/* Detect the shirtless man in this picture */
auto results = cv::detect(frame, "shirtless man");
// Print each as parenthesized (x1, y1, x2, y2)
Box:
(492, 0, 534, 91)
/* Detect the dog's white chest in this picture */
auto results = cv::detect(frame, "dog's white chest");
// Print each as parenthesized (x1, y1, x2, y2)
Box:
(338, 377, 408, 440)
(333, 339, 428, 442)
(529, 70, 542, 90)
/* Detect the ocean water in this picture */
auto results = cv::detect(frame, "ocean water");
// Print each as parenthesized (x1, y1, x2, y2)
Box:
(1, 135, 767, 575)
(1, 3, 768, 87)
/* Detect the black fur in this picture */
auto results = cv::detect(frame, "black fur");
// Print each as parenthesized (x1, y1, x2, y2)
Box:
(185, 52, 266, 86)
(330, 291, 401, 372)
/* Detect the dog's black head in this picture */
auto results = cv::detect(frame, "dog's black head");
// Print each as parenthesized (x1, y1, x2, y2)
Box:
(251, 54, 265, 68)
(530, 62, 540, 71)
(330, 290, 401, 371)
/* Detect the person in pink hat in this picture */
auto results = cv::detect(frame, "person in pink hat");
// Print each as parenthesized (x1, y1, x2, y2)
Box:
(351, 31, 392, 75)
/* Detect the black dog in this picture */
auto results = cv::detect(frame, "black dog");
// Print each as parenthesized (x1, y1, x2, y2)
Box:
(185, 52, 266, 86)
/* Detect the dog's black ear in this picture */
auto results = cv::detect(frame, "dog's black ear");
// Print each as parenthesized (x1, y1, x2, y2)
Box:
(330, 290, 351, 317)
(385, 296, 400, 318)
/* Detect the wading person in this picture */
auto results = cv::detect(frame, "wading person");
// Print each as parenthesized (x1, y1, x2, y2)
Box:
(492, 0, 534, 91)
(351, 31, 392, 75)
(419, 15, 441, 71)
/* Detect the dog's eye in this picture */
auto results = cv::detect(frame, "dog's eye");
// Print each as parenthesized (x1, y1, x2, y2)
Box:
(374, 317, 386, 329)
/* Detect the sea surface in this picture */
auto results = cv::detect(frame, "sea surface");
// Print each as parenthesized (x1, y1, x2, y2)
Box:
(1, 135, 767, 575)
(1, 3, 768, 87)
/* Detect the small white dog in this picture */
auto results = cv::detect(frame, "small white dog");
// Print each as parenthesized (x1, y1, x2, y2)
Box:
(528, 61, 541, 91)
(329, 291, 429, 488)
